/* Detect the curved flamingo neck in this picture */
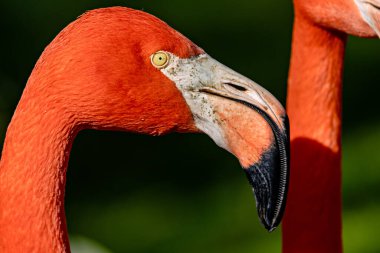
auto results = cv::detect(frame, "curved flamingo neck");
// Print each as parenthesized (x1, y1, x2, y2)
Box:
(0, 88, 77, 253)
(283, 13, 346, 253)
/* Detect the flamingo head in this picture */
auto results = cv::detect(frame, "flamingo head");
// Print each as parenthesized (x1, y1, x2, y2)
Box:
(32, 7, 289, 231)
(294, 0, 380, 37)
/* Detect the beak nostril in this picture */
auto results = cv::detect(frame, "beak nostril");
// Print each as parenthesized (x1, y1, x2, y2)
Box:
(365, 1, 380, 10)
(224, 82, 247, 92)
(371, 3, 380, 10)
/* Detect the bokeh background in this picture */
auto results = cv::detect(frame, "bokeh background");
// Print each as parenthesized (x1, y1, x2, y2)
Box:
(1, 1, 379, 252)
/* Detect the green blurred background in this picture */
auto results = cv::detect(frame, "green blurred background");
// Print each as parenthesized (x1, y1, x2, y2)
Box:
(0, 1, 379, 252)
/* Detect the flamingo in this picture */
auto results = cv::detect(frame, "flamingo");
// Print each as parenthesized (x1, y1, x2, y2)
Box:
(283, 0, 379, 252)
(0, 7, 290, 253)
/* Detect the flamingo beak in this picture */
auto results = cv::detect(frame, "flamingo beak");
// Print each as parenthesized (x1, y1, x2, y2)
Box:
(355, 0, 380, 36)
(160, 53, 290, 231)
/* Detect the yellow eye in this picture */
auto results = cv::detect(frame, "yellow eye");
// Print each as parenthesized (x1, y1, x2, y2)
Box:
(151, 51, 170, 68)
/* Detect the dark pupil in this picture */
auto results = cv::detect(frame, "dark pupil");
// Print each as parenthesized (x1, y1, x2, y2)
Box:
(159, 57, 162, 60)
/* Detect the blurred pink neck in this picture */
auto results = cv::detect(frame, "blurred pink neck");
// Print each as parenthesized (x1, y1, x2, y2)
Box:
(283, 13, 346, 253)
(0, 90, 76, 253)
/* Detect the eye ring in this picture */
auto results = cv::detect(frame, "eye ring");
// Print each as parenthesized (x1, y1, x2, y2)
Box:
(151, 51, 170, 69)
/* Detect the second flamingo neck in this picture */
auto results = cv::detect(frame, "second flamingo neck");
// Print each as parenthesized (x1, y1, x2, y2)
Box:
(283, 14, 346, 253)
(287, 15, 346, 150)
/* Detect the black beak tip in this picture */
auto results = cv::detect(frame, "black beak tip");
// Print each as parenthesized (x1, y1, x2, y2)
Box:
(264, 222, 277, 233)
(258, 211, 277, 232)
(243, 116, 290, 232)
(244, 163, 283, 232)
(262, 211, 281, 232)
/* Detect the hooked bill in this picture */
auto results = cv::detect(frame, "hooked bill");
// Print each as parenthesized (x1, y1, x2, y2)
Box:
(155, 52, 290, 231)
